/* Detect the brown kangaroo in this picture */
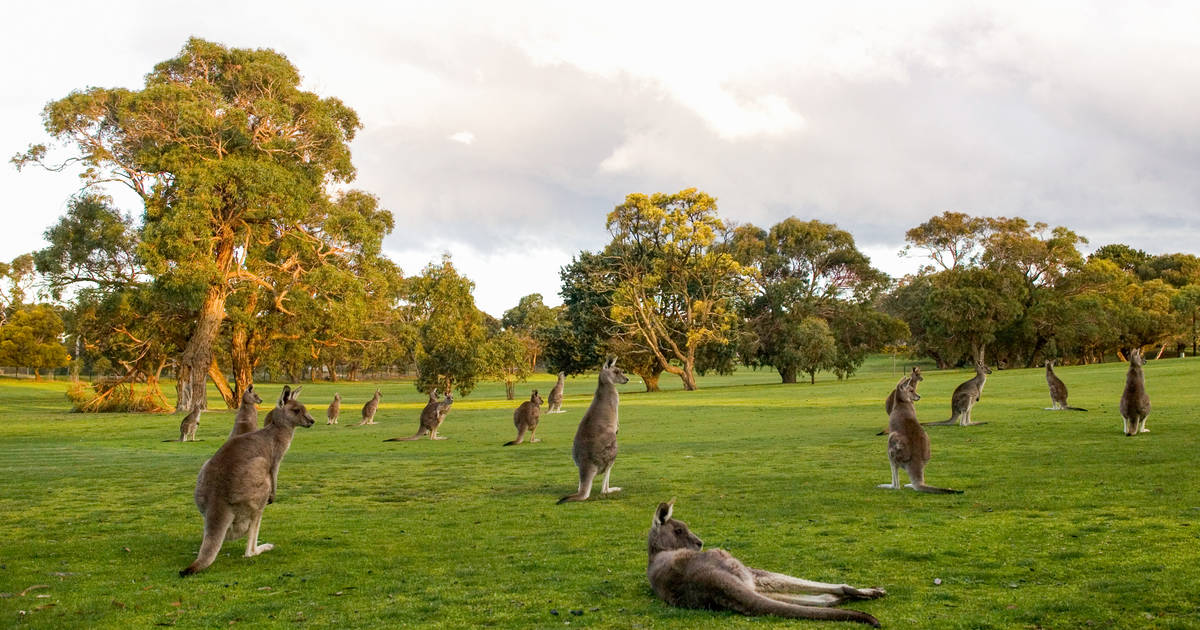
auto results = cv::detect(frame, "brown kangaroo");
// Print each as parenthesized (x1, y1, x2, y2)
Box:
(1044, 360, 1086, 411)
(648, 500, 885, 626)
(879, 376, 962, 494)
(385, 390, 453, 441)
(326, 393, 341, 425)
(547, 371, 566, 413)
(228, 385, 264, 439)
(504, 390, 545, 445)
(1119, 348, 1151, 436)
(557, 357, 628, 504)
(180, 389, 315, 576)
(358, 389, 382, 425)
(923, 355, 991, 427)
(263, 385, 298, 428)
(175, 407, 202, 442)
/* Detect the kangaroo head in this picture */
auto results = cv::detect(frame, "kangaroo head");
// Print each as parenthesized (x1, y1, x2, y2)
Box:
(428, 388, 439, 403)
(909, 366, 923, 385)
(975, 361, 992, 375)
(894, 376, 919, 403)
(600, 357, 630, 386)
(648, 499, 703, 558)
(278, 389, 315, 428)
(531, 390, 544, 406)
(1045, 359, 1054, 369)
(1130, 348, 1145, 367)
(374, 388, 382, 400)
(333, 392, 341, 401)
(243, 385, 263, 405)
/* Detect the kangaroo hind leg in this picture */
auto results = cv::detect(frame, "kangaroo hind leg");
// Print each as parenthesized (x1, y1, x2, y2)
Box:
(556, 463, 598, 504)
(243, 508, 274, 557)
(600, 460, 620, 495)
(751, 568, 886, 600)
(714, 573, 881, 627)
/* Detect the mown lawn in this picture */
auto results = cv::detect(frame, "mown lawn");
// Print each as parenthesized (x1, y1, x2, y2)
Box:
(0, 356, 1197, 629)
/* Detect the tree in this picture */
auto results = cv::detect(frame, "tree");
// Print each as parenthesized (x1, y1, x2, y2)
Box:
(482, 329, 532, 399)
(793, 317, 838, 384)
(502, 293, 557, 370)
(407, 256, 487, 396)
(0, 254, 37, 324)
(1088, 243, 1151, 274)
(17, 38, 366, 411)
(1172, 285, 1200, 356)
(902, 211, 990, 272)
(604, 189, 750, 390)
(0, 305, 70, 379)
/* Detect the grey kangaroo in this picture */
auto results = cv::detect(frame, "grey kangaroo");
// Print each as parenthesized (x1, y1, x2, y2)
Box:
(228, 385, 264, 439)
(1119, 348, 1151, 436)
(504, 389, 545, 445)
(557, 357, 628, 504)
(180, 388, 315, 576)
(174, 407, 203, 442)
(878, 376, 963, 494)
(385, 390, 453, 441)
(358, 389, 382, 425)
(923, 354, 991, 427)
(648, 500, 886, 627)
(1044, 360, 1086, 411)
(547, 371, 566, 413)
(326, 393, 341, 425)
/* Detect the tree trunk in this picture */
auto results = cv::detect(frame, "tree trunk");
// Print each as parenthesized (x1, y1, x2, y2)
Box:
(810, 370, 816, 384)
(505, 381, 515, 400)
(208, 357, 237, 409)
(677, 366, 697, 391)
(176, 287, 228, 412)
(779, 367, 797, 384)
(327, 363, 339, 382)
(230, 323, 254, 403)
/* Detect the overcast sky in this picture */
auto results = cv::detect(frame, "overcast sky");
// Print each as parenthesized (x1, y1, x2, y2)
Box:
(3, 1, 1198, 315)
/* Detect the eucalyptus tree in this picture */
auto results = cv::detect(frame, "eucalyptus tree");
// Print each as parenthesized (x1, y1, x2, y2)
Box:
(16, 38, 369, 411)
(406, 256, 487, 396)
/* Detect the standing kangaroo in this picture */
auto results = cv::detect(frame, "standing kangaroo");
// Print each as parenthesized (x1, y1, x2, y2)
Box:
(263, 385, 298, 428)
(879, 376, 962, 494)
(228, 385, 264, 438)
(648, 500, 885, 627)
(1044, 360, 1087, 411)
(180, 389, 315, 576)
(326, 393, 341, 425)
(547, 372, 566, 413)
(504, 390, 545, 445)
(358, 389, 382, 425)
(176, 407, 203, 442)
(557, 357, 628, 504)
(1119, 348, 1151, 436)
(385, 390, 453, 441)
(923, 356, 991, 427)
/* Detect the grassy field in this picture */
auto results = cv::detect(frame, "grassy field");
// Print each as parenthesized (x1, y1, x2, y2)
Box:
(0, 356, 1198, 629)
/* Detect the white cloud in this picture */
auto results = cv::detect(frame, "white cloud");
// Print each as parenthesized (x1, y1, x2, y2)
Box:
(448, 131, 475, 145)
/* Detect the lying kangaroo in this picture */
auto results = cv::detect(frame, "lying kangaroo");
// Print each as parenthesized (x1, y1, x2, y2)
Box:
(1119, 348, 1151, 436)
(504, 390, 545, 445)
(180, 388, 315, 576)
(228, 385, 264, 438)
(923, 358, 991, 427)
(648, 500, 885, 626)
(327, 393, 341, 425)
(358, 389, 382, 425)
(385, 390, 453, 441)
(558, 357, 628, 504)
(175, 407, 202, 442)
(547, 371, 566, 413)
(263, 385, 298, 428)
(879, 376, 962, 494)
(1044, 360, 1086, 411)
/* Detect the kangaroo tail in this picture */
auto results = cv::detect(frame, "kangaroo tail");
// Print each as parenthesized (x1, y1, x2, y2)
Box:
(384, 433, 424, 442)
(1067, 406, 1088, 412)
(921, 418, 956, 426)
(180, 508, 234, 577)
(914, 484, 964, 495)
(874, 429, 889, 436)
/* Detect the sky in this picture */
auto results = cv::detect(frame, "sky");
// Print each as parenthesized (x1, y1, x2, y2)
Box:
(2, 1, 1199, 315)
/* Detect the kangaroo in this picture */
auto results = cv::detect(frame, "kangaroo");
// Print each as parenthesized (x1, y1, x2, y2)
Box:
(557, 357, 628, 504)
(263, 385, 298, 428)
(879, 376, 962, 494)
(504, 390, 545, 445)
(326, 393, 341, 425)
(923, 356, 991, 427)
(547, 371, 566, 413)
(358, 389, 382, 425)
(174, 407, 202, 442)
(228, 385, 264, 438)
(647, 500, 885, 627)
(1119, 348, 1151, 436)
(876, 366, 923, 435)
(385, 390, 453, 441)
(1044, 360, 1087, 411)
(180, 388, 315, 576)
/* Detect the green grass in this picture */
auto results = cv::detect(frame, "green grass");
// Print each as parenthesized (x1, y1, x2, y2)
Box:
(1, 357, 1198, 629)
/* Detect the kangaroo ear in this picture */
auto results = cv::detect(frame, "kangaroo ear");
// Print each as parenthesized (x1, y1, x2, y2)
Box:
(654, 498, 675, 526)
(292, 385, 303, 399)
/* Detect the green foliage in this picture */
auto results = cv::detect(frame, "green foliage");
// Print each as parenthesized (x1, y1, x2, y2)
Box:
(0, 305, 70, 375)
(1089, 243, 1151, 273)
(501, 293, 556, 370)
(481, 329, 532, 399)
(409, 256, 487, 396)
